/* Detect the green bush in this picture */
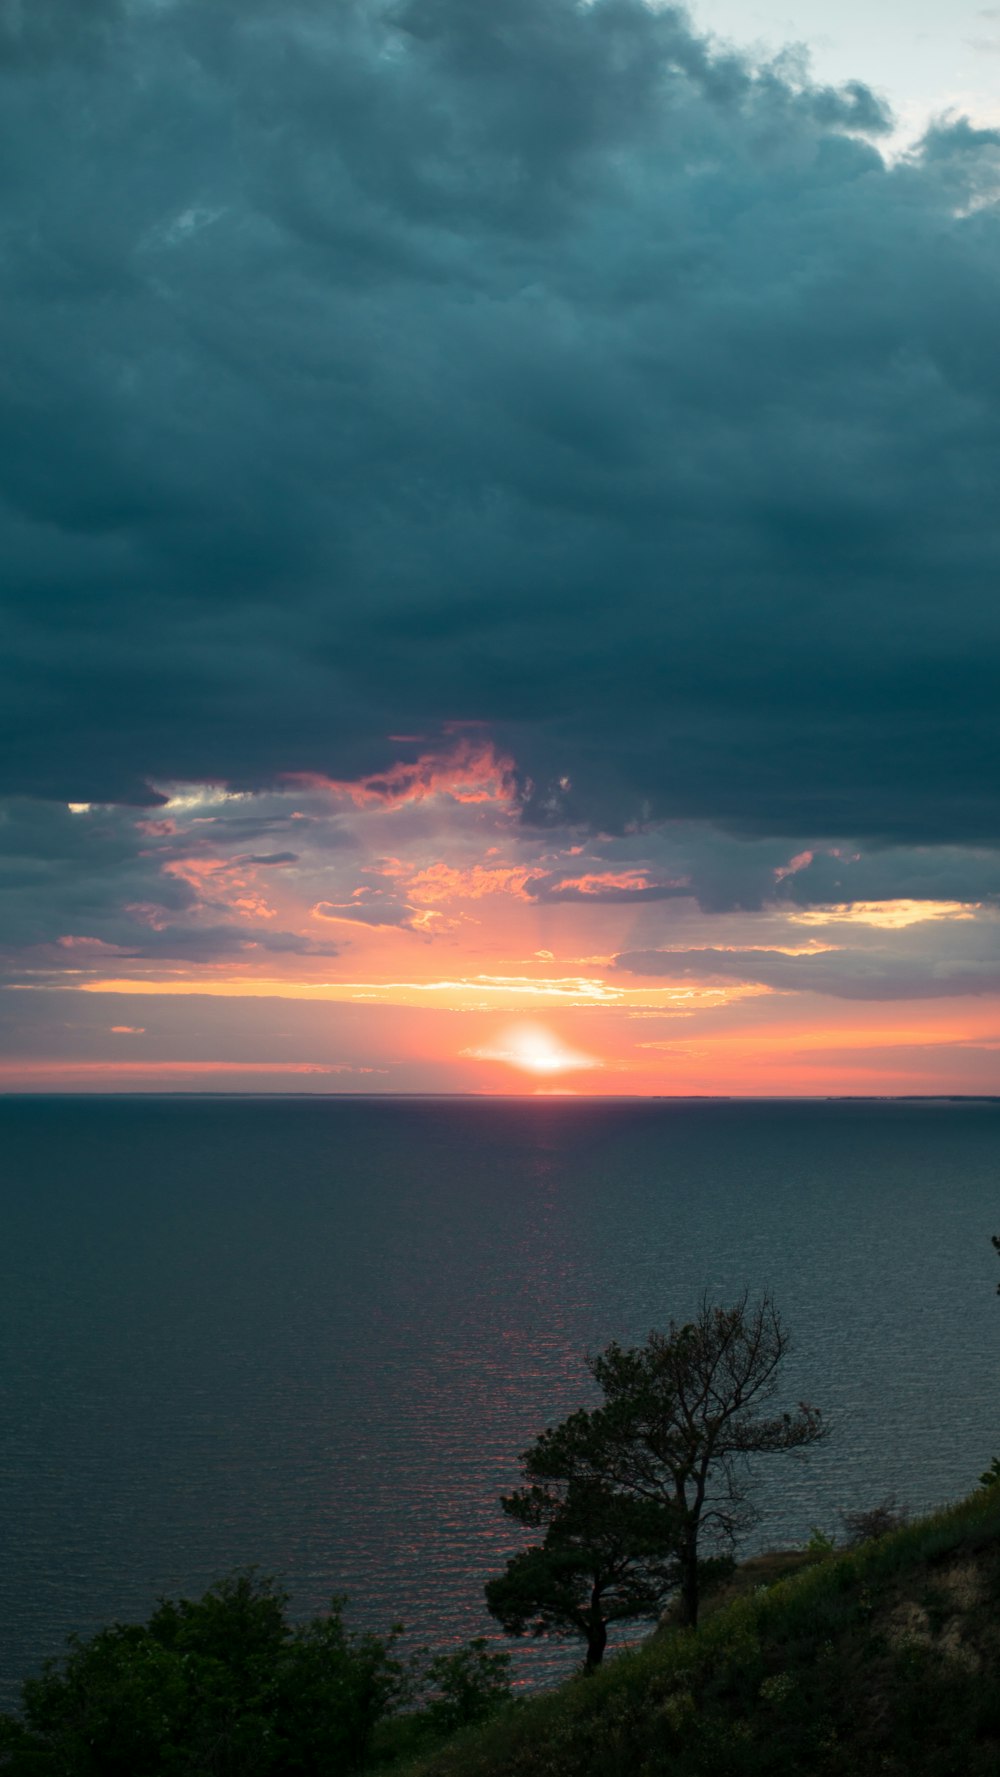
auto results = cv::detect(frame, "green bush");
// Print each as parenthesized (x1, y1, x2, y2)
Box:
(0, 1574, 510, 1777)
(420, 1640, 513, 1736)
(400, 1488, 1000, 1777)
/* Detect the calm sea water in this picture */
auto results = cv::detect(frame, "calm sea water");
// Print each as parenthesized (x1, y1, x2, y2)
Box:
(0, 1094, 998, 1702)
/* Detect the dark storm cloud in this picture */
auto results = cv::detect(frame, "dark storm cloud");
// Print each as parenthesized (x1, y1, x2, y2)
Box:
(46, 925, 343, 963)
(119, 926, 341, 960)
(0, 799, 338, 963)
(0, 0, 124, 68)
(312, 896, 419, 930)
(772, 846, 1000, 910)
(522, 827, 1000, 915)
(0, 800, 193, 950)
(678, 835, 1000, 914)
(615, 933, 1000, 999)
(0, 0, 998, 863)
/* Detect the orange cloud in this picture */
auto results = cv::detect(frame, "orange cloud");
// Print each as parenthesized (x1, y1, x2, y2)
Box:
(124, 902, 172, 930)
(56, 935, 130, 954)
(789, 900, 979, 928)
(367, 860, 691, 908)
(377, 858, 540, 904)
(774, 849, 814, 882)
(535, 869, 691, 902)
(0, 1060, 381, 1081)
(549, 870, 654, 893)
(135, 817, 180, 837)
(52, 972, 766, 1014)
(163, 856, 277, 921)
(287, 736, 517, 810)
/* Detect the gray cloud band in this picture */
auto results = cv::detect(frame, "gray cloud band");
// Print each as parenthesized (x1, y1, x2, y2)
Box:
(0, 0, 997, 862)
(614, 942, 1000, 1000)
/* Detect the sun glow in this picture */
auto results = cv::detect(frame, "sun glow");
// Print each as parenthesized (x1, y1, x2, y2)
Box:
(31, 974, 766, 1012)
(462, 1022, 600, 1075)
(789, 900, 979, 929)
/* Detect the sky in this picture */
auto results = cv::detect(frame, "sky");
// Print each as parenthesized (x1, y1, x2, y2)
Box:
(695, 0, 1000, 146)
(1, 0, 999, 1097)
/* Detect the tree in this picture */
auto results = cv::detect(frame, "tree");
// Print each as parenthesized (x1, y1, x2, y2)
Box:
(840, 1495, 909, 1546)
(589, 1293, 826, 1626)
(280, 1600, 415, 1774)
(486, 1462, 680, 1670)
(486, 1292, 825, 1659)
(0, 1572, 290, 1777)
(0, 1573, 416, 1777)
(420, 1638, 512, 1733)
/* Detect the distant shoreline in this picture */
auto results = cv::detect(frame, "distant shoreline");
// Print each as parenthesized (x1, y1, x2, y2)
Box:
(0, 1091, 998, 1104)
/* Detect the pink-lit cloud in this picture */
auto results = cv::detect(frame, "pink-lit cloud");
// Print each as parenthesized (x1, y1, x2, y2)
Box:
(531, 869, 692, 903)
(163, 857, 277, 921)
(774, 849, 814, 882)
(0, 1060, 386, 1081)
(377, 858, 541, 904)
(286, 737, 517, 811)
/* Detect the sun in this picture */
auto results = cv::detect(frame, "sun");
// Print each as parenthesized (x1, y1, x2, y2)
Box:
(508, 1025, 587, 1073)
(466, 1022, 600, 1076)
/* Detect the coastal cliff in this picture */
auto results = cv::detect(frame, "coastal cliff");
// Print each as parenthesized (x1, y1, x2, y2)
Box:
(404, 1487, 1000, 1777)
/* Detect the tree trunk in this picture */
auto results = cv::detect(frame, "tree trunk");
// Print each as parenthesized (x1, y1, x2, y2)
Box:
(584, 1593, 608, 1672)
(676, 1532, 700, 1629)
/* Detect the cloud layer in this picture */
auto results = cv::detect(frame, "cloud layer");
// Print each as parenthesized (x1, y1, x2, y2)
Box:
(0, 0, 997, 857)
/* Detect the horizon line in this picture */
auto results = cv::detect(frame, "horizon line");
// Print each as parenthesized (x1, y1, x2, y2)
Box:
(0, 1090, 997, 1103)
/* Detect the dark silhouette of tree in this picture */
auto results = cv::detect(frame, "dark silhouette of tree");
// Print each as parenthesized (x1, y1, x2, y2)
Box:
(420, 1638, 512, 1733)
(0, 1572, 508, 1775)
(486, 1461, 679, 1670)
(487, 1292, 826, 1658)
(840, 1495, 909, 1546)
(588, 1292, 826, 1627)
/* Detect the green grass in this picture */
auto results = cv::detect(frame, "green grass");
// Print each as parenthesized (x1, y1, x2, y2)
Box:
(397, 1488, 1000, 1777)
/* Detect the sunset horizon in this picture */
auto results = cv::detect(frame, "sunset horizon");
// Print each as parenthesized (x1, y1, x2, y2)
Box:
(5, 753, 999, 1096)
(2, 0, 999, 1096)
(4, 1, 1000, 1754)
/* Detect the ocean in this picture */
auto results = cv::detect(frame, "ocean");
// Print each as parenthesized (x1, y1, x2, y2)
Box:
(0, 1094, 997, 1700)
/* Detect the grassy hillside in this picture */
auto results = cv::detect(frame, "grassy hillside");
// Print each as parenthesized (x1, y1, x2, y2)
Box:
(402, 1487, 1000, 1777)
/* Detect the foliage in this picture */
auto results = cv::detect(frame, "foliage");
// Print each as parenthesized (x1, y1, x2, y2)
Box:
(487, 1291, 825, 1661)
(0, 1573, 509, 1777)
(0, 1572, 293, 1777)
(587, 1292, 826, 1626)
(420, 1640, 512, 1735)
(978, 1456, 1000, 1489)
(805, 1526, 837, 1558)
(280, 1599, 414, 1773)
(840, 1495, 910, 1547)
(407, 1487, 1000, 1777)
(486, 1426, 681, 1670)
